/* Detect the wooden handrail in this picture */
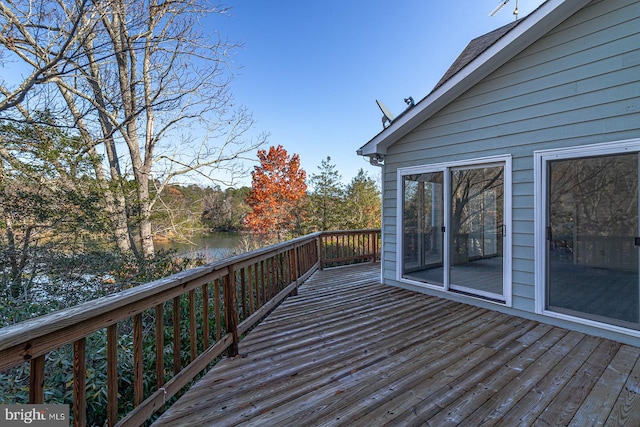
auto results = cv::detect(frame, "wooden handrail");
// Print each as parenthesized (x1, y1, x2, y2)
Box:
(0, 229, 380, 426)
(319, 228, 380, 269)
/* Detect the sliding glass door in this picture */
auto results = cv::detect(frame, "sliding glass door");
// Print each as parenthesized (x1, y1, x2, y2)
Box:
(402, 172, 444, 286)
(400, 158, 509, 303)
(449, 165, 505, 298)
(546, 153, 640, 328)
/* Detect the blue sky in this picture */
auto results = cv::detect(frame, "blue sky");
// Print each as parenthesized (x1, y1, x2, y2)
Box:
(211, 0, 545, 187)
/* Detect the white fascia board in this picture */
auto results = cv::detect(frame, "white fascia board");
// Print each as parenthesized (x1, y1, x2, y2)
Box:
(358, 0, 592, 158)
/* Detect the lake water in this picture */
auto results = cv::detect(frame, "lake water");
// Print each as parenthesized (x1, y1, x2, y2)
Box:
(154, 232, 247, 261)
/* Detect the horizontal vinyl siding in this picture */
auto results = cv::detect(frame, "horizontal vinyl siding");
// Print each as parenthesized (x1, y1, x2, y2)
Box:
(382, 0, 640, 336)
(382, 169, 397, 282)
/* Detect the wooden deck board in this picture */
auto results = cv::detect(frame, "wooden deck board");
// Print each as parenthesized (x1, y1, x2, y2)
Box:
(568, 344, 640, 426)
(152, 263, 640, 427)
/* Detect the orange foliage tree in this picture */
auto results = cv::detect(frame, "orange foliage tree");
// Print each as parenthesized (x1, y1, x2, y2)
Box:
(244, 145, 307, 241)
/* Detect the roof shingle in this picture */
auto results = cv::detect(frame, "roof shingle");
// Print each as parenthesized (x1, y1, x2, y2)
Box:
(432, 20, 522, 92)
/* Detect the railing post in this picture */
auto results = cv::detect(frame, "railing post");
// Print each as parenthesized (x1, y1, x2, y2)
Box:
(372, 231, 378, 264)
(224, 264, 239, 357)
(73, 338, 86, 427)
(317, 234, 324, 270)
(29, 355, 45, 404)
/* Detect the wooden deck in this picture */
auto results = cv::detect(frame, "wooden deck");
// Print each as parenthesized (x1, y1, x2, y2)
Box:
(152, 263, 640, 426)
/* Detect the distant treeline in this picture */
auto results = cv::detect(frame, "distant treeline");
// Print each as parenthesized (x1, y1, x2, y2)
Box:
(153, 163, 381, 239)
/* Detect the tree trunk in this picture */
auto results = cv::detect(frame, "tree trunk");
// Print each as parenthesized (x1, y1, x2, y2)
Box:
(137, 179, 155, 258)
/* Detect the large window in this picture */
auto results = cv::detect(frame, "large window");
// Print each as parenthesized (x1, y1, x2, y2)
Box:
(536, 140, 640, 332)
(399, 156, 511, 304)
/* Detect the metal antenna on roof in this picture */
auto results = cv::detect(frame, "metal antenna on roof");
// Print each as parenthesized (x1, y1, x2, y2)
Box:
(489, 0, 510, 17)
(490, 0, 519, 19)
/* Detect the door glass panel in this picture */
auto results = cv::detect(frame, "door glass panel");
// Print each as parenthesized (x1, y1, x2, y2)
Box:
(547, 153, 639, 328)
(402, 172, 444, 285)
(450, 165, 504, 297)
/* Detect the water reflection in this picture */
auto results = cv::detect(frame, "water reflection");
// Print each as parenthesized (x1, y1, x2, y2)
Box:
(154, 232, 246, 260)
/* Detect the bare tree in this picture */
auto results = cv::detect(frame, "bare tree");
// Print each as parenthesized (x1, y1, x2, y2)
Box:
(1, 0, 265, 258)
(0, 0, 95, 112)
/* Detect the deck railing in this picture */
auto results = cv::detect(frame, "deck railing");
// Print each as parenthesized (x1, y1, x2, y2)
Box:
(0, 229, 380, 427)
(319, 229, 379, 269)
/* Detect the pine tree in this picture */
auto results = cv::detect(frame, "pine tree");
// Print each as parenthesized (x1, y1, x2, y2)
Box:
(308, 156, 344, 231)
(343, 169, 381, 229)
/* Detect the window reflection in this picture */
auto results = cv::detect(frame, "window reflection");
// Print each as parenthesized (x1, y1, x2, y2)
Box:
(547, 153, 639, 327)
(402, 172, 444, 285)
(450, 166, 504, 295)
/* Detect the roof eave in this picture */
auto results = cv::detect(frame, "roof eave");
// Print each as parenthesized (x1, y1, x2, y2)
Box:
(357, 0, 591, 158)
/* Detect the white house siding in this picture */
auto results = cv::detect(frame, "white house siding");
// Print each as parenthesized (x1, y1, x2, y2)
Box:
(381, 0, 640, 343)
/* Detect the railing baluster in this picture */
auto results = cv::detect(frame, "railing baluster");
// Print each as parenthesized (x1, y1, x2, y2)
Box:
(189, 290, 197, 362)
(254, 264, 258, 308)
(215, 279, 221, 341)
(273, 257, 278, 296)
(373, 231, 378, 262)
(172, 296, 181, 376)
(277, 255, 281, 292)
(364, 232, 368, 257)
(202, 284, 209, 350)
(270, 258, 275, 299)
(283, 253, 287, 286)
(29, 354, 44, 404)
(256, 260, 262, 306)
(260, 260, 266, 306)
(254, 262, 259, 307)
(107, 324, 119, 427)
(274, 256, 279, 292)
(240, 268, 247, 321)
(249, 264, 256, 313)
(313, 240, 317, 269)
(291, 248, 298, 296)
(133, 313, 143, 407)
(74, 338, 86, 427)
(155, 304, 165, 389)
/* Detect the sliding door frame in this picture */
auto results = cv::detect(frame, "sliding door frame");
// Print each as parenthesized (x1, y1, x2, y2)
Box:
(397, 154, 512, 306)
(534, 138, 640, 336)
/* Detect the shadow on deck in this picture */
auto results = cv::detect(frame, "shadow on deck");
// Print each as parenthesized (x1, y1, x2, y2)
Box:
(153, 263, 640, 426)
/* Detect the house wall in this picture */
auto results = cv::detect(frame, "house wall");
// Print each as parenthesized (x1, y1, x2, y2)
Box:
(381, 0, 640, 344)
